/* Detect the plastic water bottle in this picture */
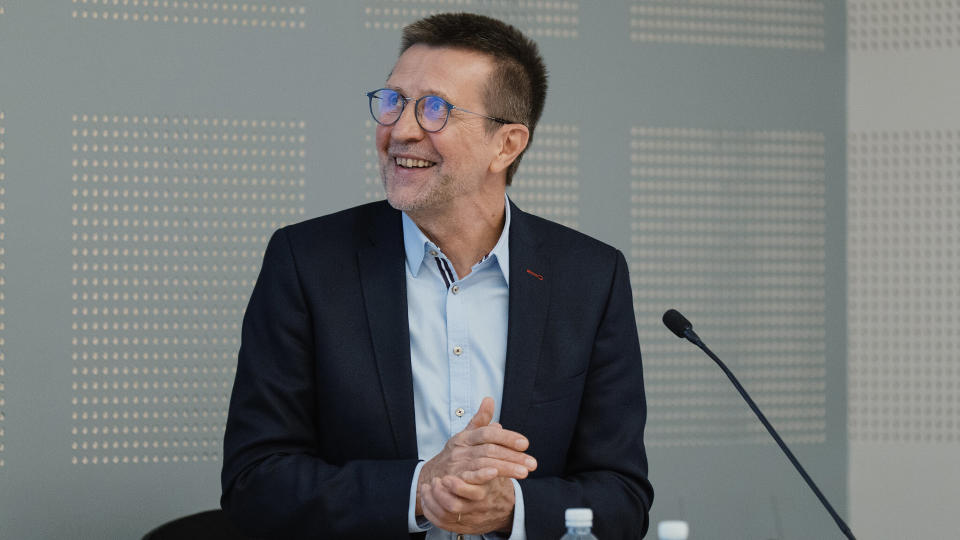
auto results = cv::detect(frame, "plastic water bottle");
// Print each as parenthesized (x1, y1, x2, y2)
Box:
(560, 508, 598, 539)
(657, 520, 689, 540)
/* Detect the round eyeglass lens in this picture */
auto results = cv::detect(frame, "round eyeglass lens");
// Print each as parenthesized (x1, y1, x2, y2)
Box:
(417, 95, 449, 132)
(372, 89, 402, 125)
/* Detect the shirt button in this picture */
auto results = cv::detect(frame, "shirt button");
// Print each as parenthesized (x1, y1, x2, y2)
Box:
(451, 285, 460, 294)
(453, 346, 462, 356)
(455, 407, 465, 417)
(429, 250, 438, 256)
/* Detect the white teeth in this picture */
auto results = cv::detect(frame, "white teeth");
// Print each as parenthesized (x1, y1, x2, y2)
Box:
(396, 157, 434, 168)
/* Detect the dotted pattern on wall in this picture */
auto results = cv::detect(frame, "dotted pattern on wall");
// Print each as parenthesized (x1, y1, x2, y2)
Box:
(510, 124, 580, 230)
(631, 126, 827, 446)
(362, 122, 580, 229)
(848, 1, 960, 51)
(0, 112, 5, 468)
(70, 114, 306, 465)
(70, 0, 307, 28)
(363, 0, 579, 39)
(848, 130, 960, 443)
(363, 119, 386, 203)
(629, 0, 826, 51)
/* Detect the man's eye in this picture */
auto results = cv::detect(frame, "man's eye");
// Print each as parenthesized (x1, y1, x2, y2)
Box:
(426, 98, 445, 114)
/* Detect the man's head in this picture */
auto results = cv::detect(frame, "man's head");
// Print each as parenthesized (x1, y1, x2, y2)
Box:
(399, 13, 548, 186)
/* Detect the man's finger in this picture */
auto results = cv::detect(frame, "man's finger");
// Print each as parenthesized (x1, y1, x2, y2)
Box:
(459, 467, 498, 485)
(443, 474, 488, 501)
(430, 477, 466, 515)
(471, 457, 532, 479)
(419, 483, 444, 526)
(461, 424, 530, 452)
(465, 442, 537, 471)
(445, 441, 534, 477)
(465, 396, 496, 430)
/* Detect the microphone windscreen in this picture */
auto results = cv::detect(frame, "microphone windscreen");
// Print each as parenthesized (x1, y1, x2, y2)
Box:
(662, 309, 692, 338)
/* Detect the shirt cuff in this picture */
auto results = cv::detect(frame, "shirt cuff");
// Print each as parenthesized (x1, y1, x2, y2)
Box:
(481, 478, 526, 540)
(407, 461, 432, 533)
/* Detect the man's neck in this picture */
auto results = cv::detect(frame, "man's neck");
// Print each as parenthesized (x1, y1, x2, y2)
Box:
(407, 191, 506, 279)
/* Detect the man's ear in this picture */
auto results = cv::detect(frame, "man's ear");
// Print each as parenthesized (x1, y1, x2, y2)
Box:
(489, 124, 530, 175)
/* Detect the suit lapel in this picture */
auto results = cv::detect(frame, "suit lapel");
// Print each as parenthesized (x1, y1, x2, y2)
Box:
(500, 202, 550, 435)
(356, 203, 419, 457)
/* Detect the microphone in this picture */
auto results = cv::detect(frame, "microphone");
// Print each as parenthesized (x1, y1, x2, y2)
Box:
(662, 308, 698, 342)
(661, 309, 856, 540)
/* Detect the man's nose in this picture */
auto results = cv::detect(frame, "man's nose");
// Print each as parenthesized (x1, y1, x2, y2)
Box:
(390, 103, 425, 141)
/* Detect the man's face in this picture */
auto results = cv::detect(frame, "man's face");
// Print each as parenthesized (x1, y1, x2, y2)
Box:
(377, 44, 500, 214)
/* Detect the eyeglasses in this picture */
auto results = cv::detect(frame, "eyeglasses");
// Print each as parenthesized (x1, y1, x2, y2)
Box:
(366, 88, 518, 133)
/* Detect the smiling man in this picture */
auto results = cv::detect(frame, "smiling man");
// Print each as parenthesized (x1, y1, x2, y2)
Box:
(221, 12, 653, 540)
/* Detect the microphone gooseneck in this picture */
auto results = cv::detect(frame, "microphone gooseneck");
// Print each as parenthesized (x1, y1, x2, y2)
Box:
(662, 309, 856, 540)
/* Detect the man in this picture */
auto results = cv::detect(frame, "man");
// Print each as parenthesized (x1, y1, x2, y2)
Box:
(221, 12, 653, 539)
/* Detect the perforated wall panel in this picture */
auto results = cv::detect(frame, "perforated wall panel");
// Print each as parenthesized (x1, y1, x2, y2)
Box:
(508, 124, 580, 230)
(0, 111, 5, 469)
(69, 114, 306, 466)
(629, 0, 826, 51)
(631, 126, 828, 447)
(362, 120, 384, 203)
(71, 0, 307, 28)
(0, 3, 847, 537)
(848, 0, 960, 51)
(363, 0, 579, 38)
(848, 130, 960, 443)
(847, 3, 960, 536)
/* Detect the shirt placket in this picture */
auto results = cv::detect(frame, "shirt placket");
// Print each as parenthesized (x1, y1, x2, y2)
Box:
(442, 257, 471, 438)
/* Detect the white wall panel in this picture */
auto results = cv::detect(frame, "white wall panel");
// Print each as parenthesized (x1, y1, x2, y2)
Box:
(847, 1, 960, 537)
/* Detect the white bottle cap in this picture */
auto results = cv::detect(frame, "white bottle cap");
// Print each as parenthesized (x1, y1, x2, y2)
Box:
(565, 508, 593, 528)
(657, 520, 689, 540)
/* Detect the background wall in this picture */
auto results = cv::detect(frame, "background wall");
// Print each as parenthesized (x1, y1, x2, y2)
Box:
(846, 1, 960, 538)
(0, 2, 851, 538)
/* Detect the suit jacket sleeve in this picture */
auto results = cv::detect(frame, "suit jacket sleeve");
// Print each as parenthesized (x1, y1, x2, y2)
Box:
(220, 227, 419, 539)
(519, 250, 653, 540)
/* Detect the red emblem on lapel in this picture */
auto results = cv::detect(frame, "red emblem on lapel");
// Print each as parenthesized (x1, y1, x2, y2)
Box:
(526, 269, 544, 281)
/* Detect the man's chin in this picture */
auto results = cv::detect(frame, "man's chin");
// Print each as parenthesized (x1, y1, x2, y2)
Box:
(385, 196, 408, 212)
(382, 174, 450, 213)
(383, 189, 422, 213)
(383, 179, 431, 212)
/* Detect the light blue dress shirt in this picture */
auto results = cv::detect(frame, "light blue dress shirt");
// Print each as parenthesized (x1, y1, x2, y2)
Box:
(403, 197, 526, 540)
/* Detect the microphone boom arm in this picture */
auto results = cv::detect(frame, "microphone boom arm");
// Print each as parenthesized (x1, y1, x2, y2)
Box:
(666, 314, 856, 540)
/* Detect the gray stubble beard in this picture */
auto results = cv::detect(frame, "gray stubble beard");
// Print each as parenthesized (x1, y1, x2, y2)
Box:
(379, 159, 465, 214)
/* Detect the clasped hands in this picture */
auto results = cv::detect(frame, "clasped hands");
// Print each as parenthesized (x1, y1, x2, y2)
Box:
(417, 397, 537, 535)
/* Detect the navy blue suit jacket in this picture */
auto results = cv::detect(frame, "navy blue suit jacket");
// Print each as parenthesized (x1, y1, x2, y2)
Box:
(221, 200, 653, 539)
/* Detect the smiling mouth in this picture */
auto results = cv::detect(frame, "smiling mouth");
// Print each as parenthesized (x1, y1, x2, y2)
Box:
(395, 157, 436, 169)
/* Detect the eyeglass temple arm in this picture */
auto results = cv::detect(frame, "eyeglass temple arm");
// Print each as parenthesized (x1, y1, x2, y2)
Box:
(451, 105, 519, 126)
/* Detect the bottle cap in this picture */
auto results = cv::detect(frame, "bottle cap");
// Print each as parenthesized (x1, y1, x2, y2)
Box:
(657, 520, 689, 540)
(564, 508, 593, 528)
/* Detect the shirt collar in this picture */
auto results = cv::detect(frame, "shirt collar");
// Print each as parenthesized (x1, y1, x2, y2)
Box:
(401, 194, 511, 285)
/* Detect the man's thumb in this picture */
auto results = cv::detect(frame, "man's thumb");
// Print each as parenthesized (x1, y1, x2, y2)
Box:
(466, 396, 495, 430)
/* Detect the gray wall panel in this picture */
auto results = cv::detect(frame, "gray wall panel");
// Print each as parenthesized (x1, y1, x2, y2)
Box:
(0, 2, 847, 538)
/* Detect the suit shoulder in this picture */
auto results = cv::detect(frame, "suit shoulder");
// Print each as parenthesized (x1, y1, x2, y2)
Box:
(519, 209, 620, 260)
(275, 200, 396, 249)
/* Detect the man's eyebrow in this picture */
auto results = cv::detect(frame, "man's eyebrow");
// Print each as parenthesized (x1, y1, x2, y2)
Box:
(384, 84, 452, 102)
(422, 88, 451, 101)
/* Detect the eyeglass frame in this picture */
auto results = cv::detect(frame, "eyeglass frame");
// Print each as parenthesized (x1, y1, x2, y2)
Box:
(366, 88, 522, 133)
